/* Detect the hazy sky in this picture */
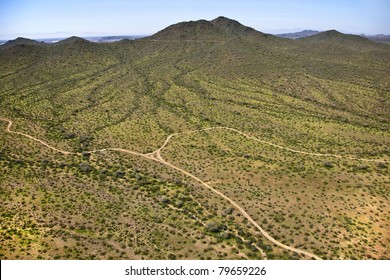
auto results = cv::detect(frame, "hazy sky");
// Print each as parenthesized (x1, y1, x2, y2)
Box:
(0, 0, 389, 39)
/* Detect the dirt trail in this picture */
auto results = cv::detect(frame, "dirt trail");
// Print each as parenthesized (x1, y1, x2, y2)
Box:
(1, 118, 72, 155)
(9, 118, 390, 259)
(150, 149, 322, 259)
(156, 126, 387, 163)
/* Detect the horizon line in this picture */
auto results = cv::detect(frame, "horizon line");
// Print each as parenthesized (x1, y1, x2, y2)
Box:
(1, 29, 390, 42)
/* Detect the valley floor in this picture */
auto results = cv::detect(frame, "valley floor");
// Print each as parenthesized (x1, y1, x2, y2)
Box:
(1, 117, 388, 259)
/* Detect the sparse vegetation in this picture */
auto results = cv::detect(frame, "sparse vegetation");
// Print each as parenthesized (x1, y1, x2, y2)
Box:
(0, 17, 389, 260)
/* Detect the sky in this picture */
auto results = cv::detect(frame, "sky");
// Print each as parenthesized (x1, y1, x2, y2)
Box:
(0, 0, 389, 39)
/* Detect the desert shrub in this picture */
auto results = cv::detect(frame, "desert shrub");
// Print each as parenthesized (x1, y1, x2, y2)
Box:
(79, 162, 92, 172)
(205, 221, 224, 233)
(322, 161, 334, 168)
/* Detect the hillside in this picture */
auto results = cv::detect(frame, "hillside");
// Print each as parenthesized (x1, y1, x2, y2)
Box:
(277, 30, 390, 43)
(54, 36, 93, 45)
(0, 17, 389, 260)
(147, 16, 275, 42)
(0, 37, 44, 49)
(146, 19, 228, 41)
(300, 30, 374, 44)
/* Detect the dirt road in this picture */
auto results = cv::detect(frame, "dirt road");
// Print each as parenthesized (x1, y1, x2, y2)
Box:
(9, 117, 387, 259)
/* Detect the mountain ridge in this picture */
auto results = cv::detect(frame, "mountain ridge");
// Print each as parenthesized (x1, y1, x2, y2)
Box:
(299, 30, 381, 48)
(276, 30, 320, 39)
(146, 16, 275, 41)
(2, 17, 388, 48)
(53, 36, 93, 45)
(145, 19, 228, 41)
(276, 30, 390, 44)
(0, 37, 45, 49)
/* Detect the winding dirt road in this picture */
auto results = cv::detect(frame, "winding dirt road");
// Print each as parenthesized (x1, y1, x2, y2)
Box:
(3, 117, 385, 260)
(153, 126, 387, 163)
(1, 118, 71, 155)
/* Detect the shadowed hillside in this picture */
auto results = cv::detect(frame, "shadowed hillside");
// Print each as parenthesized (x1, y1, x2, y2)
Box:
(0, 37, 44, 49)
(146, 19, 228, 41)
(299, 30, 386, 49)
(147, 16, 275, 42)
(54, 36, 93, 45)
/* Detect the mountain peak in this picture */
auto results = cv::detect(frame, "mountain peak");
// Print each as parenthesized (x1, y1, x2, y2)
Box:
(213, 16, 231, 21)
(147, 19, 227, 41)
(299, 29, 379, 49)
(305, 30, 368, 41)
(211, 16, 240, 25)
(145, 16, 278, 42)
(321, 30, 343, 36)
(56, 36, 90, 44)
(211, 16, 256, 35)
(1, 37, 43, 49)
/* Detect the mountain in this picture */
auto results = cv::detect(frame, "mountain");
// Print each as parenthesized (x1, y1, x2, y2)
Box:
(210, 16, 270, 39)
(0, 37, 44, 49)
(301, 30, 371, 43)
(1, 17, 389, 261)
(278, 30, 390, 44)
(297, 29, 388, 51)
(54, 36, 93, 45)
(146, 16, 274, 41)
(363, 34, 390, 44)
(146, 19, 228, 41)
(276, 30, 320, 39)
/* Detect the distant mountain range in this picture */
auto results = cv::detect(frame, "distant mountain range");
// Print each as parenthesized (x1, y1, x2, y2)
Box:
(275, 30, 320, 39)
(276, 30, 390, 43)
(363, 34, 390, 43)
(0, 35, 145, 45)
(1, 22, 389, 46)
